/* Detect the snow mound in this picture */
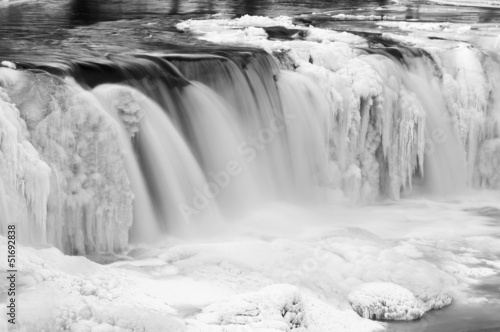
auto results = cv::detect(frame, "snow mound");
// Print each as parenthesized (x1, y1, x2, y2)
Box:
(189, 284, 307, 331)
(348, 282, 428, 321)
(1, 61, 16, 69)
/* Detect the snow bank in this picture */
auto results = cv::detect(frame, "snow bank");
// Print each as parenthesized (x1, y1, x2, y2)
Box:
(0, 236, 385, 332)
(154, 225, 458, 319)
(0, 239, 185, 332)
(186, 283, 385, 332)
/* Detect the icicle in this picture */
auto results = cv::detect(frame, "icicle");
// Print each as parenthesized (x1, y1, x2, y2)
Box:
(0, 84, 51, 245)
(1, 69, 134, 254)
(439, 45, 491, 183)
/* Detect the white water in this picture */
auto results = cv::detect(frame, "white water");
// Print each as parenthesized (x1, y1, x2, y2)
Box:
(93, 84, 225, 239)
(403, 57, 467, 195)
(91, 85, 160, 244)
(276, 70, 329, 199)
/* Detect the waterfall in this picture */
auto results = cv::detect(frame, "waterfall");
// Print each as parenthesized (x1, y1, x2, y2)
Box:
(1, 38, 499, 253)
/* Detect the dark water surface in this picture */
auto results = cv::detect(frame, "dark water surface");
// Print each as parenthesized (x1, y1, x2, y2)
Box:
(1, 0, 500, 60)
(387, 303, 500, 332)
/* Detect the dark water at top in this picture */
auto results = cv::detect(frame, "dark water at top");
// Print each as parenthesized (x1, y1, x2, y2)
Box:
(1, 0, 500, 60)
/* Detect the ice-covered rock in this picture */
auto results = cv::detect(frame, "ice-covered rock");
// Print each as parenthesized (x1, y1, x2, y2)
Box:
(191, 284, 307, 331)
(348, 282, 429, 321)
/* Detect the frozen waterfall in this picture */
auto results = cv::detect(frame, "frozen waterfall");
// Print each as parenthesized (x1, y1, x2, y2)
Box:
(1, 32, 499, 254)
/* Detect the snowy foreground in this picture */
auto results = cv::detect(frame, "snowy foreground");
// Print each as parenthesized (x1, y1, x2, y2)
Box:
(1, 191, 500, 332)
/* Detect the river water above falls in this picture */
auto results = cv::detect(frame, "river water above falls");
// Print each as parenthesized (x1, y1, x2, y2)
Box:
(0, 1, 500, 332)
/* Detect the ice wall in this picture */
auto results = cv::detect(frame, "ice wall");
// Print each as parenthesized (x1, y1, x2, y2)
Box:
(0, 83, 51, 246)
(1, 69, 133, 254)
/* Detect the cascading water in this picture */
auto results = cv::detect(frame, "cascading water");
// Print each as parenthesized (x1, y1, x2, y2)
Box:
(403, 55, 467, 195)
(1, 30, 499, 254)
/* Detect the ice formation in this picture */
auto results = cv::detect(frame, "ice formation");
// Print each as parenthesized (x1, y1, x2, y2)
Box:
(1, 69, 133, 254)
(348, 282, 437, 321)
(0, 85, 51, 245)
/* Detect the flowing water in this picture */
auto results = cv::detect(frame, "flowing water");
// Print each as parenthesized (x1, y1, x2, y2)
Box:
(1, 0, 500, 331)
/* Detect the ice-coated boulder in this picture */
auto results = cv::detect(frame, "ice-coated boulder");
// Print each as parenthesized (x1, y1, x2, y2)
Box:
(348, 282, 427, 321)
